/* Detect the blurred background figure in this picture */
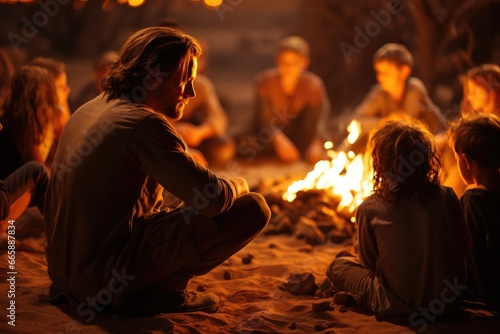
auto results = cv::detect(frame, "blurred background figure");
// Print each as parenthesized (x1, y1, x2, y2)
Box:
(461, 64, 500, 117)
(0, 65, 58, 179)
(249, 36, 330, 164)
(27, 57, 71, 163)
(0, 48, 16, 109)
(344, 43, 447, 154)
(72, 50, 119, 111)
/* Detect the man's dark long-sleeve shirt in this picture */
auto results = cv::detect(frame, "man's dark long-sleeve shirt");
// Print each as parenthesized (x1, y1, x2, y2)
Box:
(45, 94, 240, 302)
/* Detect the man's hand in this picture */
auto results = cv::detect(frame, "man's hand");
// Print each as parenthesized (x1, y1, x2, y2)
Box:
(229, 177, 249, 197)
(273, 131, 300, 162)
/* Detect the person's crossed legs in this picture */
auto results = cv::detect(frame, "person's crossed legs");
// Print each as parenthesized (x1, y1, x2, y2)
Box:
(116, 192, 270, 313)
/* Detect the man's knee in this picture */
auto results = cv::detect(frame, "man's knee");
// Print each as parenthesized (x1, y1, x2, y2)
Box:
(237, 192, 270, 232)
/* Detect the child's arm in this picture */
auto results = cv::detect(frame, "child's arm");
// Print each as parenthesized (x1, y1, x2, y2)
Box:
(356, 207, 378, 270)
(352, 86, 384, 133)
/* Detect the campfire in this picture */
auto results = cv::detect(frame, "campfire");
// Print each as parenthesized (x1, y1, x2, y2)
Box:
(259, 120, 374, 245)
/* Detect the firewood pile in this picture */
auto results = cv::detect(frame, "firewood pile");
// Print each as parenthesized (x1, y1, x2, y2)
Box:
(252, 179, 356, 246)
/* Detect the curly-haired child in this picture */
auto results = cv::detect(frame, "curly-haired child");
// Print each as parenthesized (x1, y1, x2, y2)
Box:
(327, 119, 471, 328)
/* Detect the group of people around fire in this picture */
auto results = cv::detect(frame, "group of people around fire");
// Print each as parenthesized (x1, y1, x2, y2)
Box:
(0, 22, 499, 326)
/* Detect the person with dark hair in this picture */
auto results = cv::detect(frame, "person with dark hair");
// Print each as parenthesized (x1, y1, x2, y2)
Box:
(327, 119, 470, 322)
(45, 27, 270, 316)
(447, 112, 500, 307)
(0, 65, 58, 179)
(248, 36, 330, 163)
(345, 43, 447, 153)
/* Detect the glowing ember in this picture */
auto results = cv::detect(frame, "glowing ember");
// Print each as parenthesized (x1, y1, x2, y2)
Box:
(283, 120, 373, 214)
(323, 141, 334, 150)
(347, 119, 361, 144)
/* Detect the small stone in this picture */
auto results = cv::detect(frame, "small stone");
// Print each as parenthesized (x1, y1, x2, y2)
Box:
(338, 305, 347, 313)
(223, 271, 232, 280)
(294, 217, 326, 245)
(314, 321, 330, 331)
(298, 247, 312, 253)
(288, 322, 297, 330)
(242, 253, 253, 265)
(328, 229, 350, 244)
(270, 204, 281, 215)
(333, 292, 354, 306)
(287, 273, 316, 296)
(315, 279, 335, 298)
(266, 214, 293, 235)
(197, 284, 206, 292)
(312, 301, 332, 312)
(268, 243, 277, 249)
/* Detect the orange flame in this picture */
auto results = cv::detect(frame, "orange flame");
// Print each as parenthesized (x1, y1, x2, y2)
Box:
(282, 120, 373, 215)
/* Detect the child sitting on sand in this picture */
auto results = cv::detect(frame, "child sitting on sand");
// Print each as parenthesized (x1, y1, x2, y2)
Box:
(327, 119, 471, 327)
(250, 36, 330, 163)
(447, 112, 500, 307)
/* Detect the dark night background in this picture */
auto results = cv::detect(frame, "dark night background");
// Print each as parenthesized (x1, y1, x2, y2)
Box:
(1, 0, 499, 143)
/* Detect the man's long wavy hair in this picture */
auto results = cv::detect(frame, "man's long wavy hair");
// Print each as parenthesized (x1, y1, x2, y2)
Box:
(1, 65, 56, 145)
(369, 119, 441, 205)
(101, 27, 201, 101)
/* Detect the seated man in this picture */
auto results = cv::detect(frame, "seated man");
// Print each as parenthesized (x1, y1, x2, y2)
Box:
(244, 36, 330, 163)
(44, 27, 270, 318)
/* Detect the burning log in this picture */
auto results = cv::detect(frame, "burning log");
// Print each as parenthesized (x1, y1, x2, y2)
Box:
(259, 186, 356, 246)
(256, 120, 372, 246)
